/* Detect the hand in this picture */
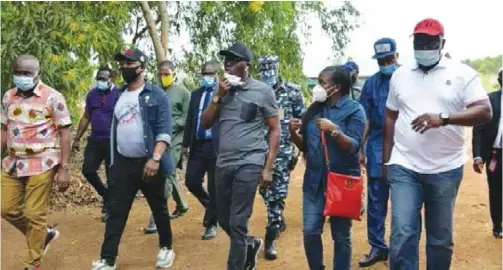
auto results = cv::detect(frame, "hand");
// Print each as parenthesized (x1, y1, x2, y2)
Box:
(181, 147, 189, 158)
(473, 157, 484, 174)
(259, 168, 274, 189)
(54, 169, 70, 192)
(411, 113, 442, 134)
(316, 118, 338, 132)
(289, 118, 302, 132)
(359, 148, 367, 167)
(71, 140, 80, 152)
(217, 79, 232, 97)
(143, 159, 160, 181)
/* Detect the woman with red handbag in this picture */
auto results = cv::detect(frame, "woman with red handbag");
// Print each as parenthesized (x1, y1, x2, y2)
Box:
(290, 65, 366, 270)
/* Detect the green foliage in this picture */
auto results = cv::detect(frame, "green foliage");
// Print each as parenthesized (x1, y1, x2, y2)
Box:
(463, 55, 502, 92)
(1, 1, 132, 122)
(168, 1, 359, 91)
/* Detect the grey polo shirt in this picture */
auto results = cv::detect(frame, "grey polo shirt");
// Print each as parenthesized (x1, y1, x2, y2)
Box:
(216, 77, 279, 167)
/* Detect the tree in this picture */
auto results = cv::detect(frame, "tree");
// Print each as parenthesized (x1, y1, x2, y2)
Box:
(463, 55, 502, 91)
(1, 1, 133, 122)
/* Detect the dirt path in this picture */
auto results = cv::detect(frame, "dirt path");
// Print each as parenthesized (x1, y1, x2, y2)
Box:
(2, 139, 502, 269)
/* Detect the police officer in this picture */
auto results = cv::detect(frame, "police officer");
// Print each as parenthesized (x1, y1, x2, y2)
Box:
(358, 38, 399, 267)
(258, 55, 306, 260)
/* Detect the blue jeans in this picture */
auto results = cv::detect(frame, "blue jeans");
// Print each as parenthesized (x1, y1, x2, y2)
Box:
(367, 177, 389, 252)
(388, 164, 463, 270)
(303, 189, 352, 270)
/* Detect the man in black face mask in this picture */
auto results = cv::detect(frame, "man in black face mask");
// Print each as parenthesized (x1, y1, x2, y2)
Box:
(200, 42, 281, 270)
(91, 49, 176, 270)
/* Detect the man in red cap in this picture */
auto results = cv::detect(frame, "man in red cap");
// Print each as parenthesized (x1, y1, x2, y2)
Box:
(383, 18, 493, 269)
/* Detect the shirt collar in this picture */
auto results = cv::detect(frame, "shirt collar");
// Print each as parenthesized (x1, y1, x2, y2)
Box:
(15, 82, 42, 97)
(328, 95, 349, 108)
(240, 75, 254, 90)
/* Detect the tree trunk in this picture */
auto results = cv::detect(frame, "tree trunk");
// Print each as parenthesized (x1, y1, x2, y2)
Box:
(159, 1, 170, 58)
(139, 1, 166, 64)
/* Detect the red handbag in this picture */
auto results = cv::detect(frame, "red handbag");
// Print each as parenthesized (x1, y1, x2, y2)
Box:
(321, 131, 363, 221)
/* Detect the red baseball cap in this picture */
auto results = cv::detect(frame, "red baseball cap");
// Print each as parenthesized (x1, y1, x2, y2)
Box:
(413, 18, 444, 36)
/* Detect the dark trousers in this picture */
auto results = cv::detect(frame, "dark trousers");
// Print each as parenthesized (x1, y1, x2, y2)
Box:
(101, 153, 172, 263)
(486, 148, 502, 231)
(216, 164, 262, 270)
(82, 138, 110, 203)
(185, 140, 217, 227)
(366, 177, 389, 252)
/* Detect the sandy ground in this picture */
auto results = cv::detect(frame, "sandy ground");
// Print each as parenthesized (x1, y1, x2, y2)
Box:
(2, 136, 502, 269)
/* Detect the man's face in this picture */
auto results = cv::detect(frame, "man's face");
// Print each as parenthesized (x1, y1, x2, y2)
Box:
(201, 64, 218, 78)
(96, 70, 112, 83)
(413, 33, 444, 51)
(120, 60, 142, 69)
(13, 59, 39, 79)
(377, 55, 397, 67)
(158, 66, 174, 77)
(224, 55, 247, 77)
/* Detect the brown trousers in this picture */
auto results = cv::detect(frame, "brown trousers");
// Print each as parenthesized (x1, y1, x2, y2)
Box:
(1, 169, 53, 267)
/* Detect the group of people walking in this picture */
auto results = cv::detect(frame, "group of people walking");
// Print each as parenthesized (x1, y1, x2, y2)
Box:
(1, 17, 500, 270)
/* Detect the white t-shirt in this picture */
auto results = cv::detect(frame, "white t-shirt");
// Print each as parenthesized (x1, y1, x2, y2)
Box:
(114, 86, 146, 157)
(386, 58, 488, 174)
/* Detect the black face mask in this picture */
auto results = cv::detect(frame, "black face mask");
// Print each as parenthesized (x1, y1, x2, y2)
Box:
(120, 66, 141, 84)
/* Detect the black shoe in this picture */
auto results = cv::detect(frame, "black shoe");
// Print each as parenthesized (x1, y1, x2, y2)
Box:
(358, 248, 388, 267)
(493, 228, 502, 239)
(144, 215, 157, 234)
(43, 227, 60, 255)
(244, 237, 263, 270)
(264, 239, 278, 260)
(202, 225, 217, 240)
(170, 207, 188, 220)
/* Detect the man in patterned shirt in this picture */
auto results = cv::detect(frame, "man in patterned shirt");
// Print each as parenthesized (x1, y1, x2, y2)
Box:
(258, 55, 306, 260)
(1, 55, 72, 270)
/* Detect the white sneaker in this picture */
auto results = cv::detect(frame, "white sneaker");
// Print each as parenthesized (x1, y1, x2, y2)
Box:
(156, 247, 175, 268)
(91, 259, 117, 270)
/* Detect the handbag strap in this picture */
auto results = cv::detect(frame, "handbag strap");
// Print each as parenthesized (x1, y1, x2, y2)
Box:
(321, 131, 330, 167)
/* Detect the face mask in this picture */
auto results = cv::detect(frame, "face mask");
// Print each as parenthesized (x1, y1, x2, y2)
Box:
(13, 75, 37, 91)
(224, 72, 244, 86)
(200, 75, 216, 88)
(379, 64, 397, 75)
(161, 74, 174, 88)
(96, 80, 110, 91)
(261, 76, 278, 86)
(414, 50, 441, 67)
(120, 66, 141, 84)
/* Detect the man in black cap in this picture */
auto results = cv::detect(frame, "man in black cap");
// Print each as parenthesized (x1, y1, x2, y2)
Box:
(200, 42, 281, 270)
(91, 48, 176, 270)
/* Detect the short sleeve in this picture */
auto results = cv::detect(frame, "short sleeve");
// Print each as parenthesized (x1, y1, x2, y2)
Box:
(262, 86, 279, 119)
(1, 92, 10, 126)
(462, 74, 489, 107)
(49, 92, 72, 128)
(84, 92, 92, 116)
(386, 75, 399, 111)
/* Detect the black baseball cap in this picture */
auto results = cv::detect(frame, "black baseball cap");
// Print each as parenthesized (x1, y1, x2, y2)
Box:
(114, 48, 148, 64)
(219, 42, 253, 62)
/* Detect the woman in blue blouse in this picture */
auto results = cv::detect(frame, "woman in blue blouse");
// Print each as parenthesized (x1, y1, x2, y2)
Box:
(290, 65, 366, 270)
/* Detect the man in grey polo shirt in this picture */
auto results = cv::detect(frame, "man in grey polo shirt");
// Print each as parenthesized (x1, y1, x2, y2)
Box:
(200, 42, 281, 270)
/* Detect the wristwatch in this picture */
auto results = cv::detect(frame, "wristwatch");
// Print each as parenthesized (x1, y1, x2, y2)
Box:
(59, 163, 69, 171)
(212, 95, 221, 104)
(330, 128, 341, 138)
(152, 153, 161, 163)
(439, 113, 450, 126)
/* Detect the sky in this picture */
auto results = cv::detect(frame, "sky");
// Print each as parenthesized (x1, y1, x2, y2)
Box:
(303, 0, 503, 77)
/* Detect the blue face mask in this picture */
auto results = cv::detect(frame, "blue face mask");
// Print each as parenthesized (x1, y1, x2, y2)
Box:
(261, 76, 278, 86)
(379, 64, 397, 75)
(200, 75, 216, 88)
(13, 75, 37, 91)
(96, 80, 110, 91)
(414, 50, 441, 67)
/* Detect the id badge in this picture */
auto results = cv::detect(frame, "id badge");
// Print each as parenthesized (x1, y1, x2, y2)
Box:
(279, 108, 285, 120)
(489, 158, 497, 173)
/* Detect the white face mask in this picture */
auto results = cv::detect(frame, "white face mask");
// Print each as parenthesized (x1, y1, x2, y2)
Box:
(312, 84, 338, 103)
(224, 72, 245, 86)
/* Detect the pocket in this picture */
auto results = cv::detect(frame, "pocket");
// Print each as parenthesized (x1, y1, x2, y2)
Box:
(239, 102, 258, 122)
(145, 99, 158, 121)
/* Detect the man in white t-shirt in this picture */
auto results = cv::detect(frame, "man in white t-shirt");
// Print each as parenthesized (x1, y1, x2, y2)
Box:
(383, 19, 492, 270)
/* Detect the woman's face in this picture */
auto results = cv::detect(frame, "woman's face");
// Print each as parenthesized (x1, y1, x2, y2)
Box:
(318, 72, 339, 96)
